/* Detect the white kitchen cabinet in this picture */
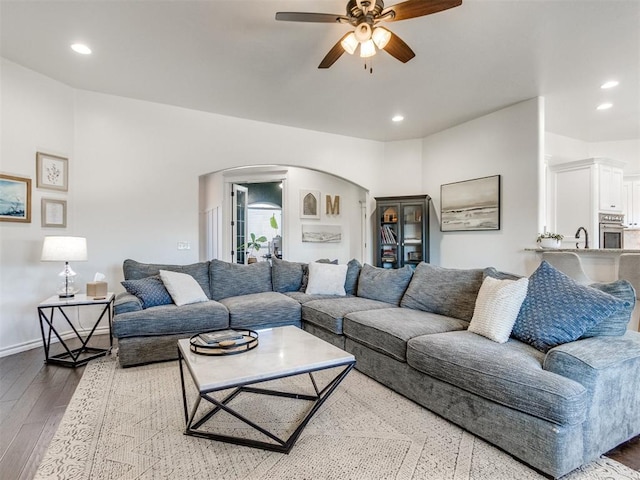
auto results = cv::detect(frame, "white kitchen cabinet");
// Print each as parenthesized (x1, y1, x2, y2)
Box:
(599, 164, 624, 212)
(547, 158, 626, 248)
(623, 177, 640, 229)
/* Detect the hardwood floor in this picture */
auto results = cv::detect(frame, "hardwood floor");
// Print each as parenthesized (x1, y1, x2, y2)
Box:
(0, 337, 638, 479)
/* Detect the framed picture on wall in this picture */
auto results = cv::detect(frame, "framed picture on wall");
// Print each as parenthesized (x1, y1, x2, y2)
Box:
(41, 198, 67, 228)
(0, 174, 31, 223)
(36, 152, 68, 192)
(300, 189, 321, 219)
(440, 175, 501, 232)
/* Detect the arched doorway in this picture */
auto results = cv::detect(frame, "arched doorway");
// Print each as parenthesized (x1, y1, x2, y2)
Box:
(200, 165, 369, 265)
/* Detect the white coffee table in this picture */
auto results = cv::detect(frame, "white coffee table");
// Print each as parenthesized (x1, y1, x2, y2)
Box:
(177, 325, 355, 453)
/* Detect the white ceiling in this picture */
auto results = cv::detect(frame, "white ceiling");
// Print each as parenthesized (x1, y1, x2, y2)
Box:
(1, 0, 638, 143)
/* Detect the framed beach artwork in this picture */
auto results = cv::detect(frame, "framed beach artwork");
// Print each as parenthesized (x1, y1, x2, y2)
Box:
(440, 175, 501, 232)
(300, 190, 321, 219)
(36, 152, 68, 192)
(302, 224, 342, 243)
(0, 174, 31, 223)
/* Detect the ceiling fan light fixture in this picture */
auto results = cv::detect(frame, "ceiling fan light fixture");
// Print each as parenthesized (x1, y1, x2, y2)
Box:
(360, 39, 376, 58)
(354, 23, 372, 42)
(341, 32, 358, 55)
(372, 27, 391, 49)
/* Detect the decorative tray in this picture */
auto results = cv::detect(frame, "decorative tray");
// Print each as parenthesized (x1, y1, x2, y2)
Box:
(189, 329, 259, 356)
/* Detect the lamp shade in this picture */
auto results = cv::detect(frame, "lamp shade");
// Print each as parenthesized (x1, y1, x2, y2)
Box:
(41, 236, 88, 262)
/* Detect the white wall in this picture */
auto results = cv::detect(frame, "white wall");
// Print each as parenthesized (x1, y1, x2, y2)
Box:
(285, 167, 366, 264)
(546, 132, 640, 175)
(1, 59, 396, 356)
(0, 59, 76, 355)
(421, 98, 543, 275)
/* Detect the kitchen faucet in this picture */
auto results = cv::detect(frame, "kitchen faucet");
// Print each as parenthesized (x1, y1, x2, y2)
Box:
(575, 227, 589, 249)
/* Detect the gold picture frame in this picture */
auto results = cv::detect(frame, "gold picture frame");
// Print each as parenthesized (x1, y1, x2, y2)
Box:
(0, 173, 31, 223)
(36, 152, 68, 192)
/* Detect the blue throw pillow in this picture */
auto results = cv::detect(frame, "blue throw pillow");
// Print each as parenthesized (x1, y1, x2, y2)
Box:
(121, 275, 173, 309)
(512, 261, 626, 352)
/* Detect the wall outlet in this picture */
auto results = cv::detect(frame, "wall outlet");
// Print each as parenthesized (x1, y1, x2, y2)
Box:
(177, 241, 191, 250)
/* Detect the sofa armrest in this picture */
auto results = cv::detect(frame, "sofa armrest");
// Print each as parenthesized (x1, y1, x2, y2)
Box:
(543, 331, 640, 459)
(114, 292, 143, 315)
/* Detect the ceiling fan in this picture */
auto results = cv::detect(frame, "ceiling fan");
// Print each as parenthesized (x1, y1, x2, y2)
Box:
(275, 0, 462, 69)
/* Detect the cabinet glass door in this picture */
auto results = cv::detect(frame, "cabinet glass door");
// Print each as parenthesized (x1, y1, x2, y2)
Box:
(379, 205, 399, 268)
(401, 203, 424, 267)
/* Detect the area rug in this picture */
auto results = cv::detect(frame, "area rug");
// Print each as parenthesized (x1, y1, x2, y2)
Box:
(35, 355, 639, 480)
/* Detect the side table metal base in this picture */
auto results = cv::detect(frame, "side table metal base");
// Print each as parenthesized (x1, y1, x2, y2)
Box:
(38, 294, 114, 368)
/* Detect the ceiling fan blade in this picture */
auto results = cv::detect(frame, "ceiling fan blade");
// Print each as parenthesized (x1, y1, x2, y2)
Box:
(381, 0, 462, 22)
(275, 12, 348, 23)
(318, 33, 351, 69)
(382, 32, 416, 63)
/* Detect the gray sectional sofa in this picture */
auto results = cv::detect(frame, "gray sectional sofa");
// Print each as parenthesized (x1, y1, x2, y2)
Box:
(112, 257, 640, 478)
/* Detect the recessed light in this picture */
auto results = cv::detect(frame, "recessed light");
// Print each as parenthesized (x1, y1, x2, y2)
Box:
(391, 115, 404, 122)
(600, 80, 619, 89)
(71, 43, 92, 55)
(596, 103, 613, 110)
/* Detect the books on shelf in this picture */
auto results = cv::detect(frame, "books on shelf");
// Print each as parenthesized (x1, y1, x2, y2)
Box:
(198, 329, 244, 345)
(380, 225, 397, 244)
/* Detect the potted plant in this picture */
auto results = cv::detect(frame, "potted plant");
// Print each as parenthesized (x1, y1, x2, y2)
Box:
(537, 232, 564, 249)
(241, 233, 267, 263)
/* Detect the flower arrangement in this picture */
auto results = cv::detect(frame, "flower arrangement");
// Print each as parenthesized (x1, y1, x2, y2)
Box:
(536, 232, 564, 242)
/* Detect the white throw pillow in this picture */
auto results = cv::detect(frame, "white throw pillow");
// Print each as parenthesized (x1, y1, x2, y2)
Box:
(159, 270, 209, 306)
(468, 276, 529, 343)
(305, 262, 348, 296)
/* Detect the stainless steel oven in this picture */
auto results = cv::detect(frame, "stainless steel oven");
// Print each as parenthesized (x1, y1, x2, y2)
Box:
(599, 213, 625, 249)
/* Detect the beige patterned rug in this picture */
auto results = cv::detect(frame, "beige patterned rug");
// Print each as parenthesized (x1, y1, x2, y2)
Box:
(35, 355, 639, 480)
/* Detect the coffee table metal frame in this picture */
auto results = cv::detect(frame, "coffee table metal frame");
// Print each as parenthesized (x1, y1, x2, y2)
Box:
(177, 329, 355, 453)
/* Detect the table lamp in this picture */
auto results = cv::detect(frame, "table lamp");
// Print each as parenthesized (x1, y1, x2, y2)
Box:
(41, 236, 88, 298)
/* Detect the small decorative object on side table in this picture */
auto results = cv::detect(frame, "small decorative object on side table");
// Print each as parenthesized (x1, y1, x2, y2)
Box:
(37, 293, 114, 367)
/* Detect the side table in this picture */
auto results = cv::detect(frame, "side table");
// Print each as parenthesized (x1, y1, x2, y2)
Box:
(37, 293, 114, 367)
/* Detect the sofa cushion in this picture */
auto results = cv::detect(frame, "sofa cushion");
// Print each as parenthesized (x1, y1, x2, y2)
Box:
(300, 259, 337, 292)
(400, 263, 484, 321)
(306, 262, 348, 296)
(112, 301, 229, 338)
(512, 261, 627, 352)
(344, 259, 362, 296)
(159, 270, 209, 306)
(407, 330, 588, 426)
(219, 292, 301, 330)
(283, 291, 345, 304)
(121, 275, 172, 309)
(344, 308, 468, 362)
(122, 259, 212, 299)
(210, 259, 272, 301)
(302, 297, 392, 334)
(271, 257, 305, 293)
(581, 280, 635, 337)
(357, 264, 413, 306)
(468, 276, 529, 343)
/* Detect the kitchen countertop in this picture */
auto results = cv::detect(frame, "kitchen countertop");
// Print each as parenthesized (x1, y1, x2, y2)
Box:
(525, 248, 640, 254)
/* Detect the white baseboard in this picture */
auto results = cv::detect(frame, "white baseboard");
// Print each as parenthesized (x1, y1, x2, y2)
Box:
(0, 327, 112, 358)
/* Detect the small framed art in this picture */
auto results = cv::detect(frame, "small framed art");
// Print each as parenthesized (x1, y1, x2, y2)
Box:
(36, 152, 68, 192)
(0, 174, 31, 223)
(300, 190, 321, 219)
(41, 198, 67, 228)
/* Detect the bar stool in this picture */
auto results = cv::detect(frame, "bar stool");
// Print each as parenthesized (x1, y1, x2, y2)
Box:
(541, 252, 592, 285)
(618, 253, 640, 332)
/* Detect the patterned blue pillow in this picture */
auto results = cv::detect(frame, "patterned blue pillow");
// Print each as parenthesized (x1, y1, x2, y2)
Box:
(512, 261, 626, 352)
(121, 275, 173, 309)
